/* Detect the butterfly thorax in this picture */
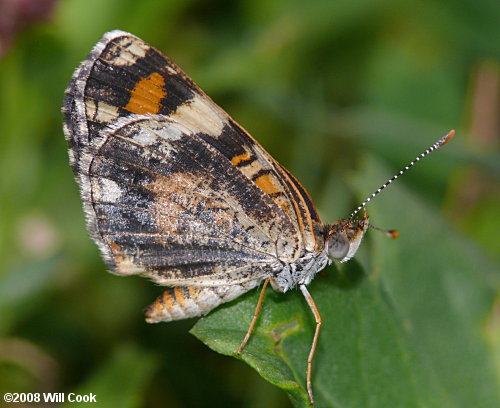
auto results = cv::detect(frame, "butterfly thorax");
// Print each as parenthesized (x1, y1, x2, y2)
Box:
(270, 250, 330, 292)
(270, 211, 368, 292)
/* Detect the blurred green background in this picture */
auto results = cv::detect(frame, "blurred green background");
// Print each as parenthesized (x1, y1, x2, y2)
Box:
(0, 0, 498, 407)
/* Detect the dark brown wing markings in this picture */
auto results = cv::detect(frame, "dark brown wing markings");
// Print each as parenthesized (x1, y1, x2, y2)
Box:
(95, 128, 280, 245)
(88, 148, 273, 248)
(279, 164, 320, 223)
(92, 192, 276, 260)
(199, 122, 322, 251)
(82, 117, 302, 281)
(65, 31, 203, 156)
(87, 151, 278, 259)
(86, 52, 194, 116)
(67, 31, 316, 254)
(128, 121, 299, 239)
(196, 125, 302, 222)
(273, 164, 321, 251)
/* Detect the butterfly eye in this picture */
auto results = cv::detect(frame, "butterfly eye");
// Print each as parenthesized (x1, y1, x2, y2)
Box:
(327, 233, 350, 260)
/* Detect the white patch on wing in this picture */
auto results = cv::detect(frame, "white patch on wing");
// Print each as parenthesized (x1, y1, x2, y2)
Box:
(86, 99, 96, 118)
(170, 94, 227, 136)
(85, 100, 120, 123)
(131, 119, 184, 157)
(156, 122, 184, 141)
(125, 41, 147, 59)
(97, 178, 123, 202)
(133, 128, 158, 145)
(95, 102, 120, 122)
(67, 145, 76, 166)
(107, 37, 149, 66)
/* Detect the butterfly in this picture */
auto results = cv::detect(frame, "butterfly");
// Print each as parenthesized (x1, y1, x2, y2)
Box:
(62, 30, 454, 404)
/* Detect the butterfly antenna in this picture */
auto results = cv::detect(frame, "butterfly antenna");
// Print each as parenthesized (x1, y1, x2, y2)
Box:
(349, 129, 455, 220)
(367, 223, 399, 239)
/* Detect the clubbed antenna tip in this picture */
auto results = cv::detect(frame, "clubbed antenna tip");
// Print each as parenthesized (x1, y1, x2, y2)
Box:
(388, 229, 399, 239)
(442, 129, 455, 145)
(366, 223, 399, 239)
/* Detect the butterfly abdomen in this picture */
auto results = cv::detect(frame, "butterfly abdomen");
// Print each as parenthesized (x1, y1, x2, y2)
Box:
(145, 282, 259, 323)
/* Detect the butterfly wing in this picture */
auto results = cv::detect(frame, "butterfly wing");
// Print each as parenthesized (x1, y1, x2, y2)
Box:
(63, 31, 324, 319)
(74, 113, 299, 284)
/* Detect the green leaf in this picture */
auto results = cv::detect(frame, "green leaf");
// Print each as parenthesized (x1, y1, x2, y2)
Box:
(191, 155, 498, 407)
(191, 284, 311, 407)
(192, 265, 442, 407)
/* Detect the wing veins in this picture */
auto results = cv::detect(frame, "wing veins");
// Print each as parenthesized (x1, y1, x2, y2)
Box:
(103, 131, 277, 243)
(88, 150, 273, 247)
(149, 263, 272, 287)
(93, 201, 276, 259)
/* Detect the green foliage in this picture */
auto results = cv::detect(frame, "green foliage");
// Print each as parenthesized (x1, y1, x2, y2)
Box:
(193, 158, 498, 407)
(0, 0, 498, 406)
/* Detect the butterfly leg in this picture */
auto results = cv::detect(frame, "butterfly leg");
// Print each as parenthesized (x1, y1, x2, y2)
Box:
(236, 278, 270, 355)
(299, 284, 322, 405)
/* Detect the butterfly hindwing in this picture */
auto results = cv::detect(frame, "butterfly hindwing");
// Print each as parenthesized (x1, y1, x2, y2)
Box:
(78, 113, 307, 284)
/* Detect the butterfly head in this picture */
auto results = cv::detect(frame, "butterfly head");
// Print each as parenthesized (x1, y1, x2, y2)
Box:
(325, 130, 455, 263)
(325, 210, 369, 263)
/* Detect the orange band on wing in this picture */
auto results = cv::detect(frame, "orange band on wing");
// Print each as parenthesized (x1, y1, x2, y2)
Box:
(125, 72, 166, 114)
(254, 173, 281, 195)
(231, 151, 251, 166)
